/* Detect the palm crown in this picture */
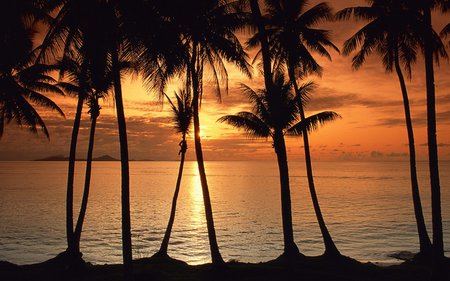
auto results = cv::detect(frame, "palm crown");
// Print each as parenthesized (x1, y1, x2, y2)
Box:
(0, 51, 64, 138)
(165, 89, 193, 136)
(248, 0, 339, 77)
(218, 74, 339, 140)
(336, 0, 447, 75)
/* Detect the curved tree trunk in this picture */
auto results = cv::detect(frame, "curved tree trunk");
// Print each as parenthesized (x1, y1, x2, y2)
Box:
(157, 137, 187, 256)
(190, 43, 224, 266)
(423, 5, 443, 280)
(287, 66, 340, 257)
(393, 48, 432, 255)
(273, 130, 300, 258)
(73, 112, 98, 252)
(111, 47, 133, 280)
(66, 94, 84, 255)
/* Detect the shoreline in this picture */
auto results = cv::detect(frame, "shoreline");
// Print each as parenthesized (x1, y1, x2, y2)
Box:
(1, 253, 449, 281)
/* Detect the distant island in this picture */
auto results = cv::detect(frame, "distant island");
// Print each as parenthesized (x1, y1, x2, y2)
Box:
(35, 155, 119, 161)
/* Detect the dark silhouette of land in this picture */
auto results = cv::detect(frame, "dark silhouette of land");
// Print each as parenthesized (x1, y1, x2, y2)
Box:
(35, 155, 119, 161)
(1, 255, 449, 281)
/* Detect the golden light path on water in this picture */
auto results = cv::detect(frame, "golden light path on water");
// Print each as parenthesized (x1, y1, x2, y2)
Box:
(0, 161, 449, 265)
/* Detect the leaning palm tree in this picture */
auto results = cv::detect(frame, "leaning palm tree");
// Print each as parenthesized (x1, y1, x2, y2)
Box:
(155, 89, 193, 258)
(255, 0, 341, 257)
(166, 0, 252, 265)
(219, 74, 340, 259)
(55, 52, 91, 260)
(73, 66, 113, 253)
(336, 0, 434, 256)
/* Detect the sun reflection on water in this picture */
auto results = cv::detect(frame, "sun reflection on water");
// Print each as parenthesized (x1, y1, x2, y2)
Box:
(188, 166, 205, 227)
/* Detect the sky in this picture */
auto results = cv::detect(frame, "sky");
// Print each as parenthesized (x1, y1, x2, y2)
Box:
(1, 0, 449, 161)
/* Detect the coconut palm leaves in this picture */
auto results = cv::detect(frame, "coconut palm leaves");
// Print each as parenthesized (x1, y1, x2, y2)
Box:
(265, 0, 339, 76)
(0, 0, 64, 138)
(0, 61, 64, 138)
(219, 74, 340, 258)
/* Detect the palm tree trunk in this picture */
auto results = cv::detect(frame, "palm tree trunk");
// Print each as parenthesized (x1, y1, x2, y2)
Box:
(423, 5, 444, 279)
(393, 47, 432, 255)
(157, 137, 187, 256)
(73, 113, 98, 251)
(249, 0, 273, 92)
(66, 93, 84, 255)
(273, 129, 300, 258)
(190, 43, 224, 266)
(111, 47, 133, 279)
(287, 66, 339, 257)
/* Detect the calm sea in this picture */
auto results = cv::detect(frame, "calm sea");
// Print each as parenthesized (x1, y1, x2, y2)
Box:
(0, 161, 449, 265)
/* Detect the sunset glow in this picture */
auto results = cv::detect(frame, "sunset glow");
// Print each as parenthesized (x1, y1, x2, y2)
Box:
(1, 1, 449, 162)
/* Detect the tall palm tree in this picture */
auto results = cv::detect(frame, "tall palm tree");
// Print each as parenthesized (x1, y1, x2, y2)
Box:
(335, 0, 434, 256)
(65, 55, 114, 253)
(55, 52, 90, 259)
(417, 0, 449, 276)
(39, 1, 136, 276)
(0, 0, 64, 138)
(258, 0, 341, 257)
(155, 89, 193, 257)
(72, 91, 103, 251)
(165, 0, 252, 265)
(219, 74, 340, 258)
(40, 1, 190, 277)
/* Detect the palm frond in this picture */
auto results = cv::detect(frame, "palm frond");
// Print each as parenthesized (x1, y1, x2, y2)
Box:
(287, 111, 341, 136)
(218, 112, 271, 138)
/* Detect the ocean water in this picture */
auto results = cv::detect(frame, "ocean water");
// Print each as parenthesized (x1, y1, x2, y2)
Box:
(0, 160, 449, 265)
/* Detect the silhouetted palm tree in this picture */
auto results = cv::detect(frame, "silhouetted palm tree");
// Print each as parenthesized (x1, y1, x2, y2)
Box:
(416, 1, 449, 277)
(167, 0, 252, 265)
(39, 1, 137, 276)
(55, 52, 90, 259)
(41, 1, 192, 276)
(155, 89, 193, 258)
(336, 0, 434, 256)
(219, 74, 340, 259)
(0, 0, 64, 138)
(258, 0, 341, 257)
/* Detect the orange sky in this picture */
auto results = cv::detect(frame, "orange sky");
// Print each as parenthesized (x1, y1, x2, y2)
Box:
(1, 0, 449, 161)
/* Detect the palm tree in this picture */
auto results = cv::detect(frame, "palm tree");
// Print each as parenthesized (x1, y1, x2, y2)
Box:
(39, 1, 136, 275)
(335, 0, 434, 256)
(166, 0, 252, 265)
(40, 1, 190, 277)
(55, 52, 90, 259)
(259, 0, 341, 257)
(0, 0, 64, 138)
(71, 60, 113, 253)
(418, 0, 449, 276)
(155, 89, 193, 257)
(219, 74, 340, 258)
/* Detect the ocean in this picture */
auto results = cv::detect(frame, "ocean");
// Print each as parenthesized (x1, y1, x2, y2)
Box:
(0, 160, 449, 265)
